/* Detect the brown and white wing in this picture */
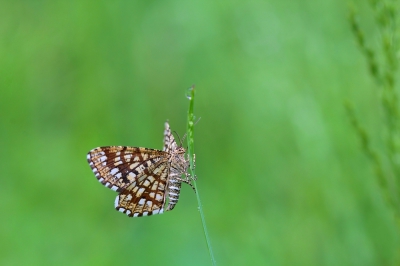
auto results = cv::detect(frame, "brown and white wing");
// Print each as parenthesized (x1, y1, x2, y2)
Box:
(87, 146, 167, 192)
(163, 122, 178, 153)
(115, 160, 170, 217)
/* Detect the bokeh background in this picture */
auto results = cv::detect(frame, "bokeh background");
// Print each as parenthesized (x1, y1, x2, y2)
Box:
(1, 1, 399, 265)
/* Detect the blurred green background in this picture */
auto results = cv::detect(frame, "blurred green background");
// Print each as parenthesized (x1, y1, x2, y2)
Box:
(1, 1, 399, 265)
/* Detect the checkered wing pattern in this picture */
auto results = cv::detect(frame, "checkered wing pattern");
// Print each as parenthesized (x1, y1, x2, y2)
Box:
(116, 162, 169, 217)
(163, 122, 177, 153)
(87, 146, 169, 217)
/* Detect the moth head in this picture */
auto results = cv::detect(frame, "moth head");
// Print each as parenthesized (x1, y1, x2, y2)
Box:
(176, 147, 186, 154)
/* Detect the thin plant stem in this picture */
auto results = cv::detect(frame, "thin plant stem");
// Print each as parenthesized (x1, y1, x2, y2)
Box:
(186, 85, 216, 266)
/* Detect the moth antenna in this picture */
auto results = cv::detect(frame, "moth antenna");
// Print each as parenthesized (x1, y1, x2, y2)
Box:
(173, 130, 184, 147)
(182, 133, 187, 142)
(194, 117, 201, 126)
(182, 117, 201, 143)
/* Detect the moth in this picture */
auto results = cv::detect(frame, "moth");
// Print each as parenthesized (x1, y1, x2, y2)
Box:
(87, 122, 196, 217)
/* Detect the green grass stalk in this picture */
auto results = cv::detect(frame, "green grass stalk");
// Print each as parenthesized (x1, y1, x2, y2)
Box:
(186, 85, 216, 266)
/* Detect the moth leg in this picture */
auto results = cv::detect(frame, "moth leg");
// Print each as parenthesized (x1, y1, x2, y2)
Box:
(179, 176, 196, 193)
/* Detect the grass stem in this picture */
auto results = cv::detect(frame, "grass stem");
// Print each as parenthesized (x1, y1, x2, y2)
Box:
(186, 85, 216, 266)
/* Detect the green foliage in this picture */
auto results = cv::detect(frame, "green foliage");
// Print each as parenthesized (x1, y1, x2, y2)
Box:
(348, 0, 400, 220)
